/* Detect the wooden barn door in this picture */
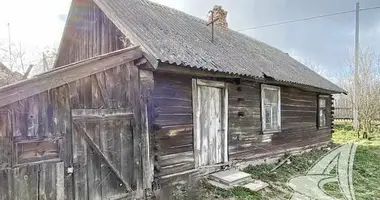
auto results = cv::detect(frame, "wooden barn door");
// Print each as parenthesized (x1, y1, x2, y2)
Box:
(192, 79, 228, 167)
(71, 108, 141, 200)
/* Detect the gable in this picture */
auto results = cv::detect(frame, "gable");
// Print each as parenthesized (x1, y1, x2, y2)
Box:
(55, 0, 126, 67)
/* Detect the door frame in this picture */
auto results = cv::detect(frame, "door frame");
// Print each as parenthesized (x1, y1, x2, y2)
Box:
(192, 79, 228, 168)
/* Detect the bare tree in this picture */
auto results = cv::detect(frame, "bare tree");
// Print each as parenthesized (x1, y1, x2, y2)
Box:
(0, 41, 57, 79)
(336, 48, 380, 138)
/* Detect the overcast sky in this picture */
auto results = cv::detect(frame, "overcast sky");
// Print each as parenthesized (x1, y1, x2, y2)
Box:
(0, 0, 379, 77)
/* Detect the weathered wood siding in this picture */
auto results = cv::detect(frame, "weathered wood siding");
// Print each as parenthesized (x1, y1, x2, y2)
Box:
(55, 0, 124, 67)
(0, 61, 143, 200)
(152, 73, 194, 177)
(152, 71, 333, 179)
(229, 84, 332, 162)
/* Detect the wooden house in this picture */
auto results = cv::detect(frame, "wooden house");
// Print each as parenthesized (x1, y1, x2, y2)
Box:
(0, 0, 346, 199)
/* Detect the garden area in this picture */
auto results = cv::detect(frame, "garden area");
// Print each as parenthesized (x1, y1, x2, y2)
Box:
(176, 121, 380, 200)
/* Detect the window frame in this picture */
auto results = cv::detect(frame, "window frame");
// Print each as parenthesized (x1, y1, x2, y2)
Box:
(261, 84, 281, 133)
(317, 95, 329, 129)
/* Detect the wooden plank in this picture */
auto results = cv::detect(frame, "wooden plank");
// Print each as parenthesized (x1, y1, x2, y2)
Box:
(140, 69, 154, 190)
(47, 89, 59, 138)
(104, 67, 117, 108)
(15, 139, 59, 164)
(56, 84, 74, 200)
(56, 162, 64, 200)
(192, 79, 200, 168)
(73, 122, 131, 192)
(39, 162, 62, 200)
(129, 64, 143, 197)
(72, 120, 88, 200)
(0, 169, 10, 199)
(0, 109, 11, 168)
(0, 46, 142, 108)
(37, 92, 49, 137)
(215, 88, 222, 164)
(12, 165, 39, 200)
(199, 86, 209, 166)
(113, 67, 123, 108)
(26, 96, 39, 137)
(91, 75, 104, 108)
(72, 112, 133, 121)
(94, 72, 109, 108)
(196, 79, 226, 88)
(86, 120, 102, 200)
(12, 101, 27, 138)
(120, 120, 133, 190)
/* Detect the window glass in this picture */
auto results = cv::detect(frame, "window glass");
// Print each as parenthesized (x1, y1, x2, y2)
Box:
(264, 89, 278, 104)
(262, 85, 280, 132)
(318, 97, 328, 128)
(272, 105, 278, 129)
(264, 105, 272, 129)
(319, 109, 326, 127)
(319, 98, 326, 108)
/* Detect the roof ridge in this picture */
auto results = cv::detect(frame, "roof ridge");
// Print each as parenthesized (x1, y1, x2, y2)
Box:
(137, 0, 207, 24)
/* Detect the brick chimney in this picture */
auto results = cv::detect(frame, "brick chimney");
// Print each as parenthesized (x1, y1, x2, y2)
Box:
(208, 5, 228, 28)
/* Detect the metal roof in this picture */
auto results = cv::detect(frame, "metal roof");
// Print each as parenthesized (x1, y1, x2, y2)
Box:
(95, 0, 345, 93)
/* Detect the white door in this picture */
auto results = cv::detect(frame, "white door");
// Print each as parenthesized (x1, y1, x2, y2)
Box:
(192, 79, 228, 167)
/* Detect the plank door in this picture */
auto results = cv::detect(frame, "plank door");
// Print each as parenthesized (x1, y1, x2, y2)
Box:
(71, 108, 140, 200)
(192, 79, 228, 167)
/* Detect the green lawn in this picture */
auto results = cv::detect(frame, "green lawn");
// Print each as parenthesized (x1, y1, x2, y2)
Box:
(200, 121, 380, 200)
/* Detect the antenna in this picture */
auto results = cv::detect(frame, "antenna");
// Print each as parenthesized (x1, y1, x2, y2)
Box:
(7, 23, 12, 70)
(207, 10, 218, 43)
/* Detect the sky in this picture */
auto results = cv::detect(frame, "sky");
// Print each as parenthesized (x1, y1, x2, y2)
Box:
(0, 0, 379, 78)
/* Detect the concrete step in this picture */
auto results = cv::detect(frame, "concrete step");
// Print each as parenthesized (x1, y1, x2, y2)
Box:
(209, 169, 252, 186)
(242, 180, 269, 192)
(207, 169, 268, 192)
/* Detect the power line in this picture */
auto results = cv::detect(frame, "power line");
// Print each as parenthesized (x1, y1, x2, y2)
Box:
(236, 6, 380, 31)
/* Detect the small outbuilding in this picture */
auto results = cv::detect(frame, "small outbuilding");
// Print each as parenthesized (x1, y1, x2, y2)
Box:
(0, 0, 346, 199)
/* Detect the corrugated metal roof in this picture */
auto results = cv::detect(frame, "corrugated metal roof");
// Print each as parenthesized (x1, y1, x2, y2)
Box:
(94, 0, 345, 93)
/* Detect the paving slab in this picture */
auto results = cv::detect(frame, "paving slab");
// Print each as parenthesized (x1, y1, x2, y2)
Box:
(210, 169, 252, 186)
(242, 180, 269, 191)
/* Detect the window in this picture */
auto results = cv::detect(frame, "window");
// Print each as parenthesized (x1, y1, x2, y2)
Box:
(318, 95, 329, 128)
(261, 84, 281, 132)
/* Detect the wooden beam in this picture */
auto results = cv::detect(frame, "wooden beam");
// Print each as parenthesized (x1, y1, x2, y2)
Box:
(0, 46, 142, 108)
(72, 113, 133, 121)
(222, 83, 229, 163)
(197, 79, 226, 88)
(157, 63, 344, 94)
(192, 79, 200, 168)
(139, 69, 154, 190)
(71, 108, 134, 121)
(73, 123, 132, 192)
(157, 64, 240, 79)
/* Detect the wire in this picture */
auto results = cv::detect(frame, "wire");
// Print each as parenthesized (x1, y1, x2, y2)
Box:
(236, 6, 380, 31)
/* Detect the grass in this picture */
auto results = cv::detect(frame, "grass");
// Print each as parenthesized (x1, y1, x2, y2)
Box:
(200, 121, 380, 199)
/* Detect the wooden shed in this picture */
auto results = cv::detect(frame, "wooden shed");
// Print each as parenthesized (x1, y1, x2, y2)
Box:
(0, 47, 153, 199)
(0, 0, 346, 199)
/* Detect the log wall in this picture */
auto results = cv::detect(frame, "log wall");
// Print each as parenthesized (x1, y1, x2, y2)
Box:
(152, 73, 194, 177)
(152, 71, 333, 180)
